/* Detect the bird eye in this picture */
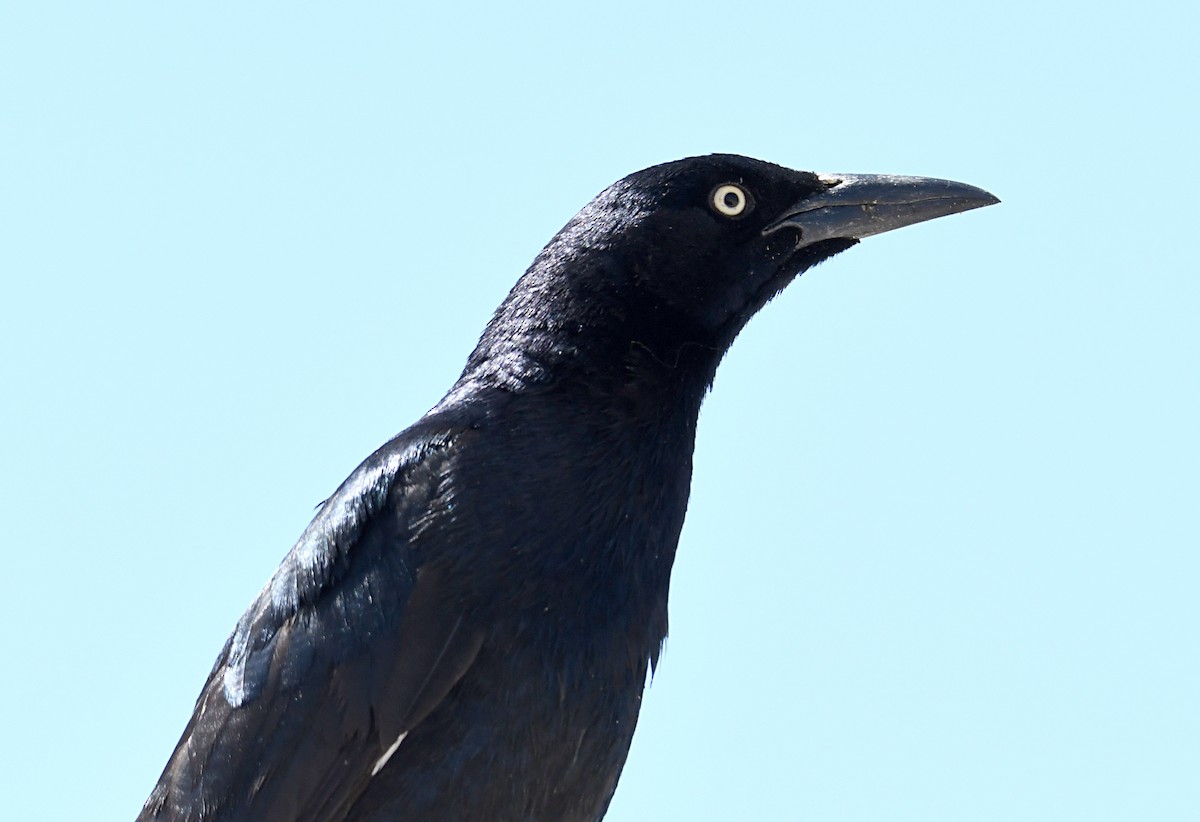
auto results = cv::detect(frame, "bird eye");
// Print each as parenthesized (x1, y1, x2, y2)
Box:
(711, 183, 750, 218)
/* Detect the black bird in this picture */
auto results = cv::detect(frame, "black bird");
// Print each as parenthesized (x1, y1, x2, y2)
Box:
(140, 155, 996, 821)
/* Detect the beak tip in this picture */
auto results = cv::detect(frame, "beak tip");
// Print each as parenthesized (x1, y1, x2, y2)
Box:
(976, 189, 1001, 208)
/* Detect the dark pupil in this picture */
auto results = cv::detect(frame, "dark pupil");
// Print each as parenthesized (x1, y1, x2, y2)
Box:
(723, 191, 740, 209)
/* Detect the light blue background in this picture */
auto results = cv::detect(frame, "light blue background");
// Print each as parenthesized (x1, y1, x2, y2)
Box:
(3, 3, 1196, 820)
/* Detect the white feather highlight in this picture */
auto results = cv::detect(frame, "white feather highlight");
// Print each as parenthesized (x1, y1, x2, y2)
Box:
(371, 732, 408, 776)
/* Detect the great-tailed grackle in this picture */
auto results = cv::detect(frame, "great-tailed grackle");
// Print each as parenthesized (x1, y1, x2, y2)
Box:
(139, 155, 997, 821)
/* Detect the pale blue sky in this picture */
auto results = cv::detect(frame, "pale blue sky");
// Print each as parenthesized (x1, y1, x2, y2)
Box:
(2, 2, 1197, 820)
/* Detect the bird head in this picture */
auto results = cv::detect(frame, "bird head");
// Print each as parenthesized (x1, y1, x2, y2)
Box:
(462, 154, 996, 395)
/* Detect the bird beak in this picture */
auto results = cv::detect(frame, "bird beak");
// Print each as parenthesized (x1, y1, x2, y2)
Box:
(763, 173, 999, 248)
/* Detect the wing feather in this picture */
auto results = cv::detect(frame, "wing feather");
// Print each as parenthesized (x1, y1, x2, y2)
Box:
(140, 421, 486, 821)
